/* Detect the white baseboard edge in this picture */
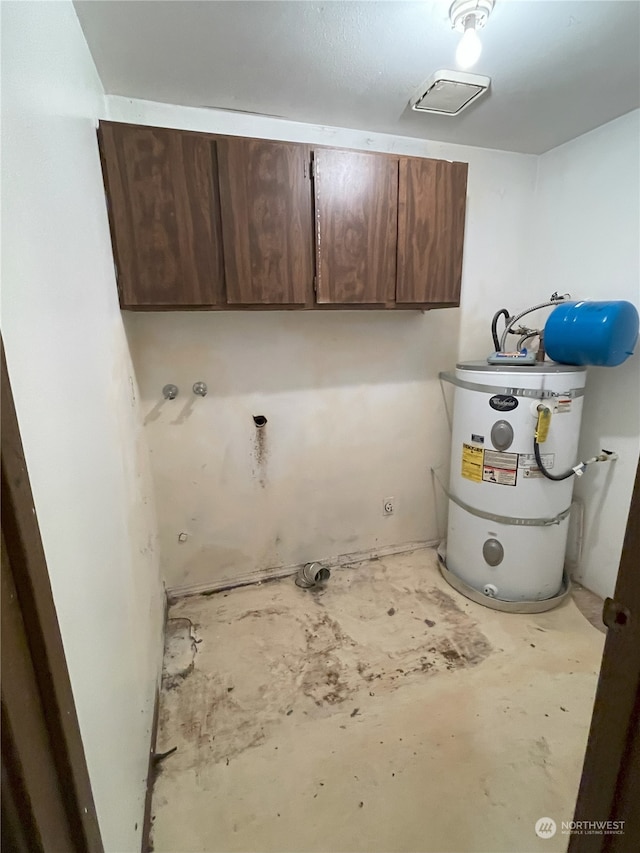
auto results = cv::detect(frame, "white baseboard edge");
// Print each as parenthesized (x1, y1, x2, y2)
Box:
(167, 539, 440, 602)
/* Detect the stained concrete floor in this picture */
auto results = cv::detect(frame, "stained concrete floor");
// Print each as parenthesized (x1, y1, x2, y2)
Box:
(150, 549, 605, 853)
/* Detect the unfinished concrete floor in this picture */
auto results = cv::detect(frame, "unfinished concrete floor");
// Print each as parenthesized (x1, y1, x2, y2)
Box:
(150, 549, 605, 853)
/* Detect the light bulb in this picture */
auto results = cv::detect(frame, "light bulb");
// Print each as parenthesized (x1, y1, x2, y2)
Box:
(456, 17, 482, 69)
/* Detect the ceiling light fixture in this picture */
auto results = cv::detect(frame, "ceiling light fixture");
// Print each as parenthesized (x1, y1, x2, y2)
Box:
(449, 0, 494, 70)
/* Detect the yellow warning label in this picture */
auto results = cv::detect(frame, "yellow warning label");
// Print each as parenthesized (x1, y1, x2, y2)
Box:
(535, 408, 551, 443)
(461, 443, 484, 482)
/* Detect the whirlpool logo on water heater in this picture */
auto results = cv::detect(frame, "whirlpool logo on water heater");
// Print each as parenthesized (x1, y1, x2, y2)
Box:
(489, 394, 519, 412)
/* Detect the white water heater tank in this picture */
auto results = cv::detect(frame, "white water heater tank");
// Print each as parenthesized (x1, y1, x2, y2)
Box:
(443, 361, 586, 609)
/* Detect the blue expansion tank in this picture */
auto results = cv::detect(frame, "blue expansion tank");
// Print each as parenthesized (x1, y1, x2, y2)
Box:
(544, 300, 639, 367)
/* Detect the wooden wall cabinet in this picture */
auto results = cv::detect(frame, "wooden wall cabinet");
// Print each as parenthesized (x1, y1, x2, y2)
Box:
(98, 121, 468, 311)
(216, 138, 314, 305)
(99, 122, 225, 307)
(314, 149, 398, 305)
(397, 157, 468, 306)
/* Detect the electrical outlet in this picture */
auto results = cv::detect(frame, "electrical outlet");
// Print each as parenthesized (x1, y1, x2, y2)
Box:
(383, 497, 394, 516)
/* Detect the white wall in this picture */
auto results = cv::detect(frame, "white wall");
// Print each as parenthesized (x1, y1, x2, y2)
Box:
(109, 96, 538, 594)
(125, 311, 457, 594)
(532, 111, 640, 599)
(1, 4, 164, 851)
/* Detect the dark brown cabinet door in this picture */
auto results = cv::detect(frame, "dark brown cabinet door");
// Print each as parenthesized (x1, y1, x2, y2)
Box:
(216, 138, 313, 304)
(98, 122, 225, 307)
(396, 157, 468, 305)
(314, 149, 398, 304)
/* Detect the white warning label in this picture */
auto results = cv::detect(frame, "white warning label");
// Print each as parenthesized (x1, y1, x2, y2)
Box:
(483, 450, 518, 486)
(519, 452, 555, 478)
(555, 398, 572, 414)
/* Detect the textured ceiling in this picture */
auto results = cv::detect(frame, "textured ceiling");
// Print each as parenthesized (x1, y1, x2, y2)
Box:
(75, 0, 640, 154)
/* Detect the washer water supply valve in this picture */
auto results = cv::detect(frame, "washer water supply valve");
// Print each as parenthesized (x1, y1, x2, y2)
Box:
(163, 384, 179, 400)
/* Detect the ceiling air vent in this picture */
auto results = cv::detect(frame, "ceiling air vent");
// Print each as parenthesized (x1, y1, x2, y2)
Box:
(410, 69, 490, 116)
